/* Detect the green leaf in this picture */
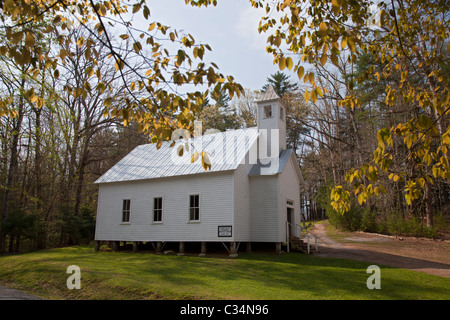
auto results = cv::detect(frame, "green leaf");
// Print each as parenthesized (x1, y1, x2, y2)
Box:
(417, 115, 433, 129)
(132, 3, 141, 13)
(330, 52, 339, 66)
(133, 41, 142, 54)
(143, 5, 150, 19)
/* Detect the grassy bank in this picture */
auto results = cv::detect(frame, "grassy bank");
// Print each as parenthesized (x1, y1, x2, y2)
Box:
(0, 245, 449, 300)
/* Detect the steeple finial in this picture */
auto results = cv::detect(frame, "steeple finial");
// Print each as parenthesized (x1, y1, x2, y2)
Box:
(256, 84, 281, 102)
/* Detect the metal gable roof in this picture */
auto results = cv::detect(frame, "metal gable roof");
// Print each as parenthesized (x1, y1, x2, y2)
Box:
(248, 149, 305, 186)
(248, 149, 293, 176)
(94, 127, 259, 184)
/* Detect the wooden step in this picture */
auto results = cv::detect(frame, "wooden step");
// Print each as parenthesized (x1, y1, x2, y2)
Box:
(289, 238, 318, 254)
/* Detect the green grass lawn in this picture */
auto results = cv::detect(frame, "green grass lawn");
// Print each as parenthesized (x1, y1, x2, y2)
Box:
(0, 245, 449, 300)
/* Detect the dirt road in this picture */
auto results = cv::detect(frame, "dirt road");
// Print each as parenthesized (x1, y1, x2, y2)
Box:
(310, 223, 450, 278)
(0, 285, 44, 300)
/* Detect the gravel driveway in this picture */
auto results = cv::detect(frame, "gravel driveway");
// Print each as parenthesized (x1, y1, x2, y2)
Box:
(0, 285, 44, 300)
(311, 223, 450, 278)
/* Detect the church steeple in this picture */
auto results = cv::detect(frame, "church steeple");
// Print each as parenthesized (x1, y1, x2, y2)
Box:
(255, 85, 287, 157)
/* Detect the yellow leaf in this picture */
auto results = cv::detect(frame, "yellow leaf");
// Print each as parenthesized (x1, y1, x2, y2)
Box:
(286, 56, 293, 70)
(341, 37, 347, 49)
(308, 72, 315, 85)
(280, 0, 291, 10)
(114, 59, 124, 71)
(201, 152, 211, 170)
(85, 66, 93, 77)
(202, 152, 211, 164)
(357, 193, 364, 205)
(401, 71, 408, 82)
(274, 35, 281, 47)
(310, 89, 317, 104)
(347, 37, 356, 53)
(191, 152, 200, 163)
(297, 66, 305, 80)
(279, 56, 286, 70)
(374, 72, 380, 82)
(193, 47, 198, 59)
(320, 53, 327, 66)
(99, 4, 107, 16)
(148, 22, 156, 31)
(322, 43, 329, 55)
(177, 145, 184, 157)
(319, 22, 327, 35)
(316, 87, 323, 97)
(304, 89, 310, 102)
(36, 97, 44, 109)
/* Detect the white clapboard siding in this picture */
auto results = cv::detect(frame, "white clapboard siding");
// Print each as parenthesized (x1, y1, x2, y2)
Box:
(233, 162, 252, 241)
(249, 175, 279, 242)
(95, 171, 235, 242)
(278, 155, 302, 242)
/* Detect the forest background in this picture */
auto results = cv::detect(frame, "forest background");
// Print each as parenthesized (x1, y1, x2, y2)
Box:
(0, 0, 448, 253)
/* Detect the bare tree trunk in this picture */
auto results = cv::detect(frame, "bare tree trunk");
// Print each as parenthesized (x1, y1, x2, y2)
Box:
(0, 78, 25, 252)
(74, 139, 90, 216)
(424, 181, 433, 227)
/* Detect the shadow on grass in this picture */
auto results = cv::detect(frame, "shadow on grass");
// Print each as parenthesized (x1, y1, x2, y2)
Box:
(1, 245, 449, 300)
(93, 247, 450, 300)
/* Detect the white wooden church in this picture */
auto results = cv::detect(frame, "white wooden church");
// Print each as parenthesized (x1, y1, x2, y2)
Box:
(94, 85, 308, 256)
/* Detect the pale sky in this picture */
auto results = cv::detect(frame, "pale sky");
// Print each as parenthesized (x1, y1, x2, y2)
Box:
(134, 0, 284, 92)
